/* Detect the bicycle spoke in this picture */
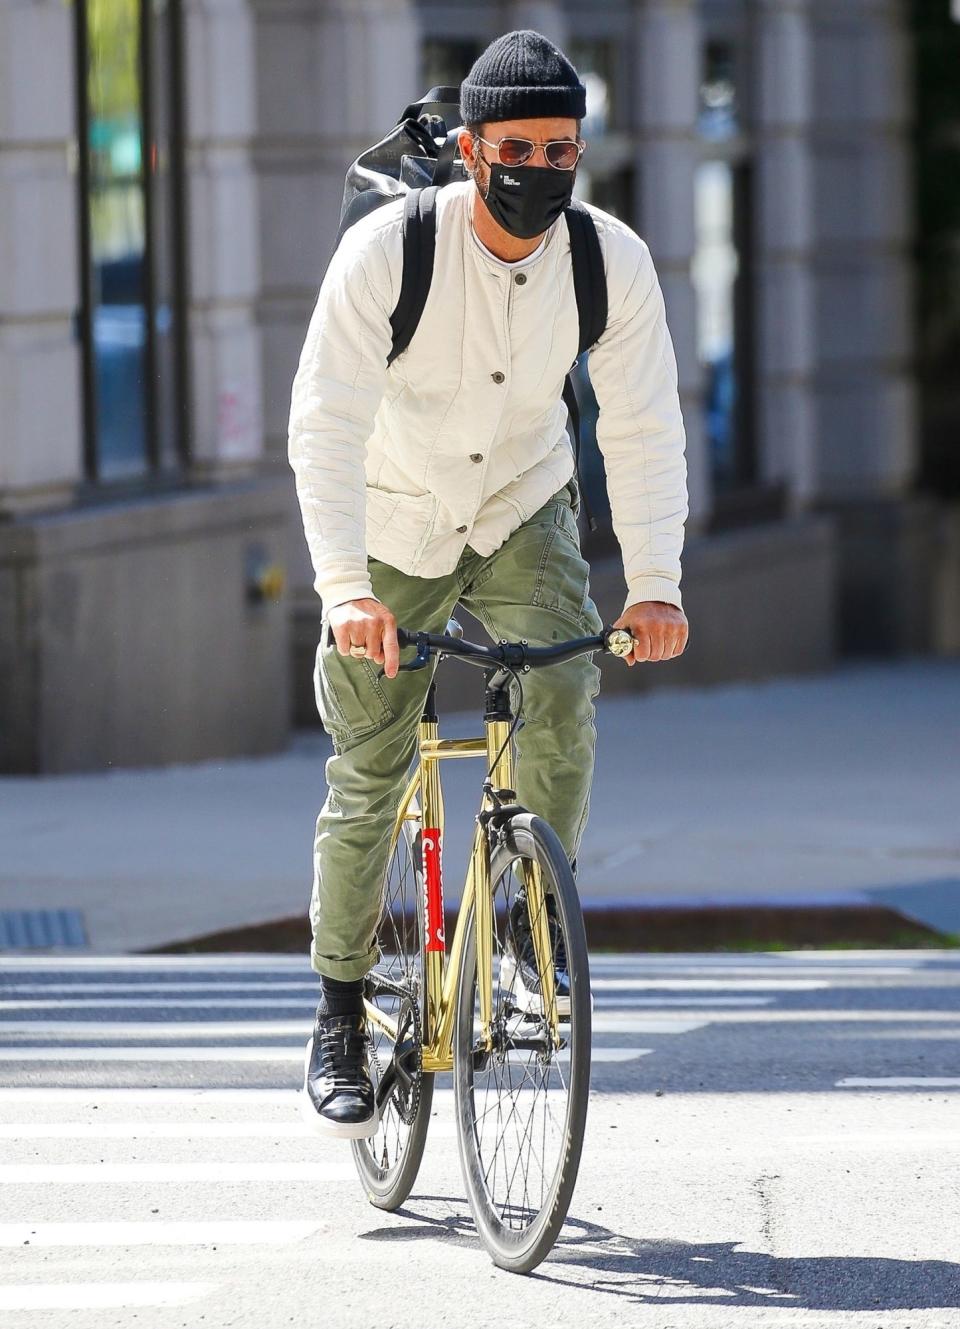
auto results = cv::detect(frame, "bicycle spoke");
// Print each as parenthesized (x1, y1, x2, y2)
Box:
(462, 850, 581, 1234)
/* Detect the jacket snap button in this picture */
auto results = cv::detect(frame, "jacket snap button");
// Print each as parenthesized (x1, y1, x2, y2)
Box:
(469, 453, 483, 463)
(514, 273, 527, 286)
(491, 371, 505, 384)
(456, 525, 468, 533)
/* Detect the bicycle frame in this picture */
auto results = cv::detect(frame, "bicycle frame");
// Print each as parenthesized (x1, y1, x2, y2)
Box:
(363, 673, 561, 1072)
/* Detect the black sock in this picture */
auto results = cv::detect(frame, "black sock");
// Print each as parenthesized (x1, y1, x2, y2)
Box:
(319, 974, 365, 1016)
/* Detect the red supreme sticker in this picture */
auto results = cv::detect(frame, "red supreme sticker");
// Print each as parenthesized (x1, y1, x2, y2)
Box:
(421, 827, 445, 953)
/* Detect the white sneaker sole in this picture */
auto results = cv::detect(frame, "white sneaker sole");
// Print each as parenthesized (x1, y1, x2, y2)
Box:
(300, 1036, 380, 1141)
(500, 954, 590, 1019)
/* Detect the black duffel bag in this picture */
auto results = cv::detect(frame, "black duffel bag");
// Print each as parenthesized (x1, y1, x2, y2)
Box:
(335, 86, 466, 245)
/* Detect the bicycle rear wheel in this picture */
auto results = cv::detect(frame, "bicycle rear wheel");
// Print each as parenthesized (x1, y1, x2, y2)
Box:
(351, 778, 434, 1210)
(453, 812, 591, 1273)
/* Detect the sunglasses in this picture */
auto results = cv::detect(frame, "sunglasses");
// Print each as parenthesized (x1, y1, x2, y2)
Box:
(473, 134, 585, 172)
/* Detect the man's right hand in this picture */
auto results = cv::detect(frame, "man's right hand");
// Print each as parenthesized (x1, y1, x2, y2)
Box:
(326, 598, 400, 679)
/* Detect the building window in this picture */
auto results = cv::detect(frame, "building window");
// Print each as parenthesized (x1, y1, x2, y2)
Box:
(568, 39, 618, 136)
(913, 2, 960, 496)
(692, 158, 757, 491)
(565, 37, 637, 545)
(569, 39, 635, 224)
(699, 37, 740, 141)
(694, 37, 758, 497)
(587, 168, 635, 224)
(421, 38, 483, 95)
(75, 0, 188, 485)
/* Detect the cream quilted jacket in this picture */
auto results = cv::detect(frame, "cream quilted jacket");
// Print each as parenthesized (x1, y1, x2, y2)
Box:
(287, 181, 688, 614)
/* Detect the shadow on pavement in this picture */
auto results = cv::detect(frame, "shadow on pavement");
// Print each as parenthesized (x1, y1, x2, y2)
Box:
(360, 1201, 960, 1309)
(537, 1219, 960, 1310)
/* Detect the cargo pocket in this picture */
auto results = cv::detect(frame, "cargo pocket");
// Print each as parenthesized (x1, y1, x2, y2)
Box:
(532, 522, 590, 623)
(314, 622, 396, 751)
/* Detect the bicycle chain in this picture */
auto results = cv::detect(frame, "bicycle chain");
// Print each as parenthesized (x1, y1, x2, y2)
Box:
(364, 970, 423, 1127)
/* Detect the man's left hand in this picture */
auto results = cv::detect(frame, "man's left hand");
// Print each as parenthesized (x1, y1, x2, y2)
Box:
(612, 601, 689, 666)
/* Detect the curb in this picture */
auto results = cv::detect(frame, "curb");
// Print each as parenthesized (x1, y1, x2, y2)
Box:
(138, 900, 953, 956)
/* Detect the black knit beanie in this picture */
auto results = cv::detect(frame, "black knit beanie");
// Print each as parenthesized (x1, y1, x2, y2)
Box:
(460, 29, 587, 125)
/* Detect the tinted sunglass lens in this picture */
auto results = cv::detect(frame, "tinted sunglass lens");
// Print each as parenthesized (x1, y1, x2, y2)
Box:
(545, 141, 580, 170)
(497, 138, 534, 167)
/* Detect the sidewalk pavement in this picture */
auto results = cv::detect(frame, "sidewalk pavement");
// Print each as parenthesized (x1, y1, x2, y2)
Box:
(2, 659, 958, 953)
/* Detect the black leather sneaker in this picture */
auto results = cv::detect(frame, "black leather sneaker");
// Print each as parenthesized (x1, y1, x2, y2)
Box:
(500, 888, 572, 1018)
(301, 1004, 379, 1139)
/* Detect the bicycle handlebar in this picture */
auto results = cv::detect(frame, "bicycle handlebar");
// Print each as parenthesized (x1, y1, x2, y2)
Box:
(392, 624, 634, 673)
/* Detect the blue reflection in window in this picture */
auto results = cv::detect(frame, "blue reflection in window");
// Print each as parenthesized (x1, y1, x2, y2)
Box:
(699, 39, 738, 142)
(693, 159, 741, 489)
(86, 0, 150, 478)
(93, 301, 148, 477)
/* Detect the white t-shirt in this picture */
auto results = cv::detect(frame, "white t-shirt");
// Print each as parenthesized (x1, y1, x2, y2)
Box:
(471, 228, 548, 269)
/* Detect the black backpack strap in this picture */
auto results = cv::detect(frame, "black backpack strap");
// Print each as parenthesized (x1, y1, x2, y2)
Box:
(562, 375, 584, 470)
(433, 128, 461, 189)
(562, 203, 608, 533)
(562, 370, 598, 533)
(388, 186, 439, 367)
(565, 201, 608, 355)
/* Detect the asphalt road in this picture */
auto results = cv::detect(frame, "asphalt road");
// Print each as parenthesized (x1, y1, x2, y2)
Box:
(0, 951, 958, 1327)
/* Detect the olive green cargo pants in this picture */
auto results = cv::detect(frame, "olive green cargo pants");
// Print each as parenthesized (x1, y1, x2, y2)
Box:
(309, 479, 604, 980)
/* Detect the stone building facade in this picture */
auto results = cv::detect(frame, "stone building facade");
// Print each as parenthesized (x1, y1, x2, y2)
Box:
(1, 0, 954, 771)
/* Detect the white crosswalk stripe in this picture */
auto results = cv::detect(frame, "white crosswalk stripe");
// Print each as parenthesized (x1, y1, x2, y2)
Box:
(0, 1282, 217, 1311)
(0, 1161, 358, 1184)
(0, 1016, 708, 1039)
(0, 1043, 656, 1063)
(836, 1076, 960, 1089)
(0, 1220, 325, 1246)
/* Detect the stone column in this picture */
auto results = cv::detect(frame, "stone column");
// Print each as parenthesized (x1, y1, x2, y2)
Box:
(752, 0, 818, 508)
(807, 0, 916, 500)
(252, 0, 420, 475)
(0, 0, 82, 515)
(498, 2, 568, 44)
(806, 0, 927, 651)
(182, 0, 263, 479)
(634, 0, 709, 533)
(251, 0, 421, 720)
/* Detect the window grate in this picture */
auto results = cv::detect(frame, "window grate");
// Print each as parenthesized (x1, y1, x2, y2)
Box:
(0, 910, 89, 950)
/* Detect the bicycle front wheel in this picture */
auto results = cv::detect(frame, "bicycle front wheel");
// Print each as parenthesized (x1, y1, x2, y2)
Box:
(453, 812, 591, 1273)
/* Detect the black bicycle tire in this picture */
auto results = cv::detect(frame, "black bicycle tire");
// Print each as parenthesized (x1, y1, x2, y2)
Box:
(351, 800, 435, 1210)
(453, 812, 591, 1273)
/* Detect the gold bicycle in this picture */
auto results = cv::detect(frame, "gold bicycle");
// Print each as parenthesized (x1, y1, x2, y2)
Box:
(349, 617, 634, 1273)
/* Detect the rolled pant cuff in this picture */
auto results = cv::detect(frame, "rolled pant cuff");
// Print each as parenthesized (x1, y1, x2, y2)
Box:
(310, 945, 380, 983)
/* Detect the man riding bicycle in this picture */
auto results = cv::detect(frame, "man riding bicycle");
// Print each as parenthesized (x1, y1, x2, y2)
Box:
(287, 29, 689, 1138)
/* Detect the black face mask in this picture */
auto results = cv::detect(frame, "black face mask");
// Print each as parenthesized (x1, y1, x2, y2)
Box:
(478, 162, 576, 240)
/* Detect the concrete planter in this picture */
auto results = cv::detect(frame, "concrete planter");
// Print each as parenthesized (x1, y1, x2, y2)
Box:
(0, 479, 291, 773)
